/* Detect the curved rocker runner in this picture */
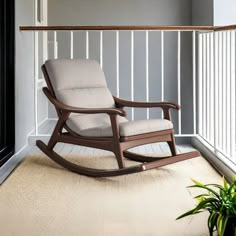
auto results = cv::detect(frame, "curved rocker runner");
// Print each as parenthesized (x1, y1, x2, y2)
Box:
(37, 59, 200, 177)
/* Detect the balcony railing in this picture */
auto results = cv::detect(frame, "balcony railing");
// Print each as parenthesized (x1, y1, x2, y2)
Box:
(20, 25, 236, 169)
(198, 30, 236, 165)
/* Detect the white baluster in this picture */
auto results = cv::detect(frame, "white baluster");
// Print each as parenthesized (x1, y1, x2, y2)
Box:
(53, 31, 58, 59)
(230, 31, 236, 161)
(70, 31, 74, 59)
(198, 33, 203, 136)
(100, 31, 103, 68)
(131, 30, 134, 121)
(177, 31, 181, 135)
(161, 31, 165, 103)
(86, 31, 89, 59)
(116, 31, 119, 97)
(192, 31, 196, 135)
(34, 31, 39, 135)
(146, 31, 149, 120)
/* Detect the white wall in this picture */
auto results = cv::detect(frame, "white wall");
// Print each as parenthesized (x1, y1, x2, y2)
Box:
(214, 0, 236, 25)
(15, 0, 35, 151)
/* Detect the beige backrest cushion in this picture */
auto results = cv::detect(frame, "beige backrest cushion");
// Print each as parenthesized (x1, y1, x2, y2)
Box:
(45, 59, 115, 109)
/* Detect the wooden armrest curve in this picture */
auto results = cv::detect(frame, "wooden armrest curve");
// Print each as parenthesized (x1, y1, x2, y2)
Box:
(113, 96, 180, 110)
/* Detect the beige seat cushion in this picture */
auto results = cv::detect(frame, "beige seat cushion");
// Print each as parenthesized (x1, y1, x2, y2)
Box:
(66, 114, 173, 137)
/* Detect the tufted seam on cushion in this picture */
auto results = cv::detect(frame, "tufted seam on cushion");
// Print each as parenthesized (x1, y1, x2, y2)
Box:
(57, 86, 106, 92)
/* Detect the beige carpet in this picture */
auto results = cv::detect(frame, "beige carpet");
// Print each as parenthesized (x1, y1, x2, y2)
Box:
(0, 153, 222, 236)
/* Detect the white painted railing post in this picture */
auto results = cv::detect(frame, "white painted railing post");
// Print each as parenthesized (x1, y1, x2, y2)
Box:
(34, 31, 39, 135)
(161, 31, 165, 120)
(226, 31, 231, 156)
(218, 32, 223, 151)
(214, 32, 219, 152)
(131, 30, 134, 121)
(146, 31, 149, 120)
(203, 34, 207, 140)
(192, 31, 196, 135)
(161, 31, 164, 103)
(70, 31, 74, 59)
(116, 31, 119, 97)
(177, 31, 181, 135)
(86, 31, 89, 59)
(53, 31, 58, 59)
(222, 32, 227, 153)
(230, 31, 236, 161)
(198, 33, 203, 136)
(43, 31, 48, 63)
(206, 33, 210, 142)
(210, 33, 214, 145)
(100, 31, 103, 69)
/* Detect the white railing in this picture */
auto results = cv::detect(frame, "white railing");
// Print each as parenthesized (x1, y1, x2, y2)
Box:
(21, 26, 211, 138)
(20, 25, 236, 167)
(198, 30, 236, 165)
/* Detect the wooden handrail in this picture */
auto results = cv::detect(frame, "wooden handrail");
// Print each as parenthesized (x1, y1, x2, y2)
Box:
(214, 24, 236, 31)
(19, 25, 216, 31)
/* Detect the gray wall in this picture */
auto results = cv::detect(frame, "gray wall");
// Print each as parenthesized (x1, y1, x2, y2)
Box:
(48, 0, 192, 26)
(47, 0, 194, 134)
(192, 0, 214, 26)
(214, 0, 236, 25)
(15, 0, 35, 151)
(192, 0, 236, 26)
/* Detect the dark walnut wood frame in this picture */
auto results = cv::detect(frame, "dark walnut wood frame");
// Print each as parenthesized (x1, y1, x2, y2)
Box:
(36, 64, 200, 177)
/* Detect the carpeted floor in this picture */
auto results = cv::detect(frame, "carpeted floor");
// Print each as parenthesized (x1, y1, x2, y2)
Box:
(0, 153, 221, 236)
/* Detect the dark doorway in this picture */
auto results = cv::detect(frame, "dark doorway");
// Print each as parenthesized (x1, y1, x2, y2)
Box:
(0, 0, 15, 166)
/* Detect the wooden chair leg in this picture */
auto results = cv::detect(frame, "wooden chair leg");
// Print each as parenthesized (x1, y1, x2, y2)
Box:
(48, 112, 69, 150)
(110, 114, 125, 169)
(167, 133, 177, 156)
(114, 146, 125, 169)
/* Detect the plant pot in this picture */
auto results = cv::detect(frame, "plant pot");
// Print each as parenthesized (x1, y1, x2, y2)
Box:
(222, 218, 236, 236)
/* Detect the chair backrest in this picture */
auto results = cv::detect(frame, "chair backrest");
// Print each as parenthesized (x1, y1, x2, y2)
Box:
(44, 59, 115, 110)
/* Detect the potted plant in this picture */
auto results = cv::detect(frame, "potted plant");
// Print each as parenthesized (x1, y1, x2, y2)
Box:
(176, 177, 236, 236)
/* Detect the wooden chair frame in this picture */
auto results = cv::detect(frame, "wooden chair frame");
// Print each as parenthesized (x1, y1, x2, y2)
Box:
(37, 64, 200, 177)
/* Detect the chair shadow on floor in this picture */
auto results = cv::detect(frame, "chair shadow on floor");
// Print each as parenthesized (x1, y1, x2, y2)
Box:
(25, 153, 177, 186)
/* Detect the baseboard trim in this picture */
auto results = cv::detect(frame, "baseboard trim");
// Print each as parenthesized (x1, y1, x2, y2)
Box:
(192, 137, 236, 181)
(28, 135, 50, 146)
(0, 145, 31, 184)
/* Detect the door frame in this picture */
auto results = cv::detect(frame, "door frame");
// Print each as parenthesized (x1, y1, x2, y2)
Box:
(0, 0, 15, 166)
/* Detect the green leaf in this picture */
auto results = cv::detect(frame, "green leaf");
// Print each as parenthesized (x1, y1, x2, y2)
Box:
(205, 184, 225, 191)
(194, 198, 220, 212)
(222, 176, 229, 191)
(188, 185, 221, 199)
(191, 179, 205, 186)
(194, 194, 211, 199)
(177, 198, 219, 220)
(228, 181, 236, 194)
(176, 208, 202, 220)
(208, 212, 218, 236)
(217, 215, 229, 236)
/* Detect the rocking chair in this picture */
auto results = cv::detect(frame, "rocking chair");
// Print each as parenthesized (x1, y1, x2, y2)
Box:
(37, 59, 200, 177)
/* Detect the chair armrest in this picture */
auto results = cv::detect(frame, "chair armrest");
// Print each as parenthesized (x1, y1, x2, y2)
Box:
(43, 87, 126, 117)
(113, 96, 180, 110)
